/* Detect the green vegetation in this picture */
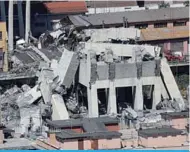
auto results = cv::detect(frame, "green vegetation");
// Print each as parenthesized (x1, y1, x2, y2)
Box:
(159, 2, 170, 8)
(184, 0, 189, 7)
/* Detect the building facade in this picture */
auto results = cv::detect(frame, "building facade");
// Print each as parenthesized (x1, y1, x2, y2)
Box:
(0, 22, 8, 72)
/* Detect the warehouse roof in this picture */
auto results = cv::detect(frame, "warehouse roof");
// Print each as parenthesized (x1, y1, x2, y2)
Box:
(140, 26, 189, 41)
(86, 1, 137, 8)
(138, 127, 183, 138)
(56, 130, 121, 140)
(46, 116, 119, 129)
(44, 1, 88, 14)
(69, 7, 189, 27)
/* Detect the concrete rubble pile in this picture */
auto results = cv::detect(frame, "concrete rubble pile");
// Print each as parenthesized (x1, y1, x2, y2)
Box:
(0, 84, 52, 135)
(0, 26, 186, 136)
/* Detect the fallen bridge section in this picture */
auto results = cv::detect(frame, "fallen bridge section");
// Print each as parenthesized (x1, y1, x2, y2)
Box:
(160, 58, 184, 109)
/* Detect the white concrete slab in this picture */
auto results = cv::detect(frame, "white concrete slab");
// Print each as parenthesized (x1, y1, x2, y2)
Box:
(161, 58, 184, 109)
(79, 42, 161, 57)
(84, 27, 140, 42)
(51, 94, 69, 120)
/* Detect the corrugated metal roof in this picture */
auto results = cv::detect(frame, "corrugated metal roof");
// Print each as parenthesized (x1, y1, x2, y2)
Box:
(69, 7, 189, 27)
(44, 1, 88, 14)
(46, 116, 119, 128)
(86, 1, 137, 8)
(139, 127, 183, 138)
(56, 130, 121, 140)
(140, 26, 189, 41)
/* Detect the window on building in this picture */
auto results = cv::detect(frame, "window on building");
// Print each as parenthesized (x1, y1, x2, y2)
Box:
(170, 41, 183, 52)
(35, 22, 45, 27)
(154, 22, 167, 28)
(135, 24, 148, 29)
(173, 21, 186, 27)
(0, 31, 2, 40)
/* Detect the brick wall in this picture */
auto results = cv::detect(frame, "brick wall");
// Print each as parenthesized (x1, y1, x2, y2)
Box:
(106, 124, 119, 131)
(98, 138, 121, 149)
(121, 139, 138, 148)
(60, 140, 79, 150)
(171, 118, 188, 130)
(139, 135, 186, 148)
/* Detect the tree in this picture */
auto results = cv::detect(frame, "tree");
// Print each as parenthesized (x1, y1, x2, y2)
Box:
(184, 0, 189, 7)
(159, 2, 170, 8)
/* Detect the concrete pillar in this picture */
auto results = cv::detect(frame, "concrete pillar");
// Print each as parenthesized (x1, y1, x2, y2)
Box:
(152, 77, 161, 109)
(87, 84, 99, 117)
(167, 22, 173, 28)
(25, 0, 31, 43)
(107, 81, 117, 114)
(187, 21, 189, 26)
(183, 41, 188, 55)
(134, 78, 143, 110)
(8, 0, 14, 52)
(167, 42, 171, 51)
(148, 24, 154, 29)
(86, 51, 99, 117)
(17, 1, 25, 38)
(0, 1, 6, 22)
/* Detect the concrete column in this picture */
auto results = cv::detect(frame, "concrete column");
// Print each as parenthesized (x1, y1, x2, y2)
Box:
(87, 84, 99, 117)
(152, 77, 161, 109)
(25, 0, 31, 43)
(187, 21, 189, 26)
(167, 42, 171, 51)
(107, 81, 117, 114)
(8, 0, 14, 52)
(17, 1, 25, 38)
(134, 78, 143, 110)
(0, 1, 6, 22)
(183, 41, 188, 55)
(167, 22, 173, 28)
(86, 51, 99, 117)
(148, 24, 154, 29)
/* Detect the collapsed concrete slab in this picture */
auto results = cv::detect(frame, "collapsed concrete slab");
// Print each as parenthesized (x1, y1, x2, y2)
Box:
(38, 69, 54, 104)
(160, 58, 184, 110)
(16, 85, 41, 108)
(53, 49, 79, 88)
(51, 94, 69, 120)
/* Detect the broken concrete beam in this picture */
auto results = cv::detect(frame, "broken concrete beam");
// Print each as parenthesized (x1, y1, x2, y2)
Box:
(80, 42, 161, 58)
(160, 58, 184, 110)
(53, 49, 79, 88)
(38, 69, 54, 104)
(51, 94, 69, 120)
(16, 85, 41, 108)
(40, 81, 52, 104)
(30, 46, 50, 63)
(84, 27, 140, 42)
